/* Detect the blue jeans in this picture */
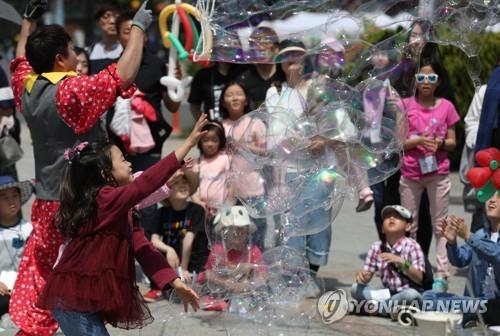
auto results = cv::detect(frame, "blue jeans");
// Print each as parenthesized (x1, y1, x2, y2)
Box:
(52, 310, 109, 336)
(286, 173, 333, 266)
(351, 283, 422, 308)
(422, 291, 486, 324)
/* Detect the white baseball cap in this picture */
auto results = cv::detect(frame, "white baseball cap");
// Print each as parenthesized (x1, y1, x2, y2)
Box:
(381, 205, 413, 222)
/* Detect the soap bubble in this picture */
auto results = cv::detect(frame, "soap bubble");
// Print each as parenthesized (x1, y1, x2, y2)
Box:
(182, 0, 500, 332)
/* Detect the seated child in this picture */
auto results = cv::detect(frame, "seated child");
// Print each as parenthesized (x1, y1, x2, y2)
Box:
(423, 191, 500, 325)
(352, 205, 424, 315)
(148, 171, 208, 299)
(201, 206, 267, 310)
(0, 176, 33, 318)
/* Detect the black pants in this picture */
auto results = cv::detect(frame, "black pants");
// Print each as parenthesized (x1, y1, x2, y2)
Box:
(0, 294, 10, 317)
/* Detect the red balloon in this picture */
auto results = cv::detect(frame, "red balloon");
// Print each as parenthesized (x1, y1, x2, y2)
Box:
(493, 169, 500, 190)
(476, 148, 500, 167)
(467, 167, 492, 188)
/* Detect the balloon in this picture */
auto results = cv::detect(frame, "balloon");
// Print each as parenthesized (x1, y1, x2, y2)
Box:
(467, 167, 491, 189)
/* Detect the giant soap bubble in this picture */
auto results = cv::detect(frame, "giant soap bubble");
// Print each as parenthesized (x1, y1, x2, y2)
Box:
(156, 1, 500, 334)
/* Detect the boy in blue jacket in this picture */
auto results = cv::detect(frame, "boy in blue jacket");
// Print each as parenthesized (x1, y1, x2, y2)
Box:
(423, 192, 500, 324)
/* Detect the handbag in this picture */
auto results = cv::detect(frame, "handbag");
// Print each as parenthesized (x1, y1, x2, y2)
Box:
(0, 126, 23, 170)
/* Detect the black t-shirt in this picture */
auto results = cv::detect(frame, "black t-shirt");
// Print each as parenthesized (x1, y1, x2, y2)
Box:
(153, 202, 208, 272)
(236, 66, 285, 110)
(188, 64, 246, 119)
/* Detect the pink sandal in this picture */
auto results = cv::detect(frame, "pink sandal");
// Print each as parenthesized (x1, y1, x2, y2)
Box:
(356, 187, 374, 212)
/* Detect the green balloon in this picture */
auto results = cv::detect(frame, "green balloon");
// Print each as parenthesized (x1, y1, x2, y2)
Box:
(477, 180, 496, 203)
(490, 160, 499, 171)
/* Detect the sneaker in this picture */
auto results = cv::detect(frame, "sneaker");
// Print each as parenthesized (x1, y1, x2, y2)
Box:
(143, 289, 164, 303)
(432, 278, 448, 293)
(200, 296, 229, 311)
(356, 188, 374, 212)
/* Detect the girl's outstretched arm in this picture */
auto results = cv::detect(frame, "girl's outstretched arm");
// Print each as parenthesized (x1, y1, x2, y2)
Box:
(98, 115, 208, 217)
(175, 114, 208, 162)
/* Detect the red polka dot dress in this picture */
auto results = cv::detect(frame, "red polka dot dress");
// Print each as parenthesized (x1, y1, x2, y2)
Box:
(10, 200, 63, 336)
(9, 57, 136, 335)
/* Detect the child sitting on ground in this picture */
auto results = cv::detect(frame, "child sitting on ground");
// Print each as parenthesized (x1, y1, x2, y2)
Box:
(352, 205, 424, 315)
(150, 172, 208, 287)
(201, 206, 267, 311)
(0, 176, 33, 319)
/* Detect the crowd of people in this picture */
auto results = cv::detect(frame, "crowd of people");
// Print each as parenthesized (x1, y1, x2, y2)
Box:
(0, 0, 498, 335)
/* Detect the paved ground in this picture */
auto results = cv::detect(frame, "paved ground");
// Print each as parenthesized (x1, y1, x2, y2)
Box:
(1, 118, 487, 335)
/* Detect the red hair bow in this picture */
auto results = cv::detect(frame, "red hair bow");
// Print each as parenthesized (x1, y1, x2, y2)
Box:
(466, 147, 500, 202)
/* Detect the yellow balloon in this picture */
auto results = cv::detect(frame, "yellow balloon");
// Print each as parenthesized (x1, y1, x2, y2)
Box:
(131, 0, 140, 10)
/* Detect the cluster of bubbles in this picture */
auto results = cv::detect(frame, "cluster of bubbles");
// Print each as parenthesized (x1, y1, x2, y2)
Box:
(156, 0, 500, 334)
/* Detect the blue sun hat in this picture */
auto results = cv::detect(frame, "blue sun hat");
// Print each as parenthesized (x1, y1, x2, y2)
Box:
(0, 175, 34, 204)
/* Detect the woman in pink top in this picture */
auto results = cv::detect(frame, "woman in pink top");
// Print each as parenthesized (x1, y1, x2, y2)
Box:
(399, 59, 460, 287)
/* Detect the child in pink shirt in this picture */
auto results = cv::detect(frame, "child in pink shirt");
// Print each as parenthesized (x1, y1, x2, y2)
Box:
(219, 81, 268, 247)
(200, 206, 267, 311)
(399, 59, 460, 288)
(192, 122, 232, 216)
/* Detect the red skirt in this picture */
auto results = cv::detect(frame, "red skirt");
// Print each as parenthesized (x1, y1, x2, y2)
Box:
(37, 231, 153, 329)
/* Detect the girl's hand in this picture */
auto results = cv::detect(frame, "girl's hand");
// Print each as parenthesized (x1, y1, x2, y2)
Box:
(448, 215, 470, 241)
(171, 278, 200, 312)
(182, 157, 195, 169)
(166, 170, 184, 188)
(379, 253, 404, 268)
(308, 137, 327, 155)
(166, 246, 180, 269)
(229, 279, 251, 293)
(0, 282, 9, 296)
(437, 216, 457, 244)
(186, 114, 208, 148)
(421, 136, 438, 152)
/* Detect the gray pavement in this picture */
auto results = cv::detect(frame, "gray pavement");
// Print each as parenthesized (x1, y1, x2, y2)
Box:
(2, 118, 485, 335)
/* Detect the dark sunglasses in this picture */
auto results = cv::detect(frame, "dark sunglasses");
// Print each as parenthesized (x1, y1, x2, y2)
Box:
(415, 73, 439, 84)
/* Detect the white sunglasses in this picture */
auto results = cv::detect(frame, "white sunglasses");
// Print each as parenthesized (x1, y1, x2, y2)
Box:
(415, 73, 439, 84)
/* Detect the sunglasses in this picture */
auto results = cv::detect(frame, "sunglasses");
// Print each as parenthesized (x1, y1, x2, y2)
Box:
(415, 73, 439, 84)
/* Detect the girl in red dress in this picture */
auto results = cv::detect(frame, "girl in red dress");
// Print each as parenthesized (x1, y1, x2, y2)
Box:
(37, 116, 207, 335)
